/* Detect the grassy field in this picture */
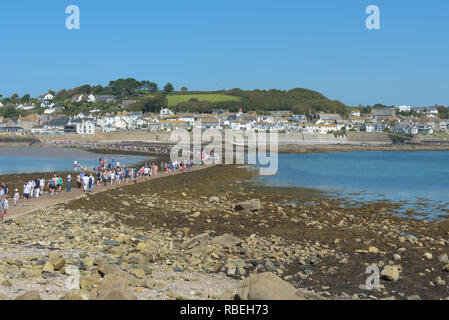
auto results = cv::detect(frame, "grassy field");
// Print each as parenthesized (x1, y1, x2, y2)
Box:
(167, 94, 241, 106)
(133, 92, 241, 107)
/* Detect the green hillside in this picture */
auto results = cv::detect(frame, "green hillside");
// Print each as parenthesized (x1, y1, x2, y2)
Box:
(167, 94, 241, 107)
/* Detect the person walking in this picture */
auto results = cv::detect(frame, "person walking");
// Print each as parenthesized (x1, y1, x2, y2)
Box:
(66, 174, 72, 192)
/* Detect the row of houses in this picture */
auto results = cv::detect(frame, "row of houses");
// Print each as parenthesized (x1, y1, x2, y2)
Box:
(0, 104, 447, 135)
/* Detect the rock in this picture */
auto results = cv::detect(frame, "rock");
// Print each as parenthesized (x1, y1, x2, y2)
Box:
(439, 254, 449, 264)
(237, 272, 324, 300)
(60, 293, 84, 300)
(130, 269, 146, 279)
(264, 261, 277, 272)
(94, 259, 144, 287)
(182, 227, 190, 237)
(15, 291, 42, 300)
(443, 264, 449, 272)
(42, 262, 54, 273)
(393, 254, 401, 261)
(407, 295, 421, 300)
(235, 199, 261, 212)
(210, 234, 242, 248)
(80, 276, 100, 291)
(209, 196, 219, 203)
(136, 242, 160, 262)
(52, 258, 66, 271)
(368, 247, 379, 254)
(104, 239, 121, 246)
(381, 266, 400, 281)
(180, 233, 209, 250)
(225, 262, 236, 276)
(436, 277, 446, 286)
(1, 279, 12, 287)
(22, 269, 41, 279)
(96, 278, 137, 300)
(423, 252, 433, 260)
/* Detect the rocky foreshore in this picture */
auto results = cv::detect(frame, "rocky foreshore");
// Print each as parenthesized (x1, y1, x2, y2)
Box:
(1, 165, 449, 300)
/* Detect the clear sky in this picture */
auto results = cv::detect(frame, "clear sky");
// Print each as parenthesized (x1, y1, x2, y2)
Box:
(0, 0, 448, 107)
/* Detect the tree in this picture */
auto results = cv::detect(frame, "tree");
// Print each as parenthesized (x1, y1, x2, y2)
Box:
(48, 89, 56, 95)
(1, 106, 19, 118)
(139, 96, 168, 113)
(21, 94, 30, 102)
(56, 89, 67, 96)
(181, 86, 188, 92)
(10, 93, 19, 100)
(163, 83, 174, 93)
(108, 78, 141, 96)
(148, 82, 159, 93)
(140, 80, 150, 91)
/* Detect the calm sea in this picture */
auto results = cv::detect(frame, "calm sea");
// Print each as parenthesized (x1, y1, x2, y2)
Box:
(256, 151, 449, 219)
(0, 147, 148, 175)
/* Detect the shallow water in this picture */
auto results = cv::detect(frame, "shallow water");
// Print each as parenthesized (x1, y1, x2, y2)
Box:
(256, 151, 449, 219)
(0, 147, 148, 174)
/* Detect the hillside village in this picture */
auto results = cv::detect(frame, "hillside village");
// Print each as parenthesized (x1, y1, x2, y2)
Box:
(0, 89, 448, 136)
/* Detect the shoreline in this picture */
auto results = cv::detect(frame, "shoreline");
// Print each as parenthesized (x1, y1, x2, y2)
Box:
(4, 139, 449, 156)
(1, 147, 449, 300)
(277, 143, 449, 154)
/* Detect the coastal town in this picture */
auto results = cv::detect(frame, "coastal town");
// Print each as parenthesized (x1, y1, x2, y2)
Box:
(0, 90, 448, 136)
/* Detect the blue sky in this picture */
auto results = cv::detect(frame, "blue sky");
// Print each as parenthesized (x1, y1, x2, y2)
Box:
(0, 0, 448, 107)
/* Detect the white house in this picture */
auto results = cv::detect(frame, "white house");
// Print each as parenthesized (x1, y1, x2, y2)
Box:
(178, 116, 195, 126)
(398, 105, 412, 113)
(87, 94, 96, 103)
(72, 95, 83, 102)
(350, 110, 361, 117)
(231, 121, 253, 131)
(427, 107, 439, 115)
(38, 93, 54, 101)
(75, 113, 88, 119)
(17, 104, 35, 111)
(41, 101, 55, 108)
(43, 108, 56, 115)
(362, 123, 375, 132)
(70, 119, 95, 135)
(72, 94, 96, 103)
(160, 108, 174, 118)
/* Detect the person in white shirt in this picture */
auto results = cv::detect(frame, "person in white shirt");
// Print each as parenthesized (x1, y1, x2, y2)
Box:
(82, 175, 89, 192)
(40, 178, 45, 195)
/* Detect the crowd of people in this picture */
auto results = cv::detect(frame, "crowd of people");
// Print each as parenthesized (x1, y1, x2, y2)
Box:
(45, 141, 170, 154)
(0, 150, 218, 222)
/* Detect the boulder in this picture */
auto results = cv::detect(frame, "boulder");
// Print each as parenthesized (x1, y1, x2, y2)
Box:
(439, 253, 449, 264)
(381, 266, 400, 281)
(180, 233, 210, 250)
(423, 252, 433, 260)
(237, 272, 324, 300)
(60, 293, 84, 300)
(210, 234, 242, 248)
(136, 242, 160, 262)
(94, 258, 144, 287)
(209, 196, 220, 203)
(42, 262, 54, 273)
(15, 291, 42, 300)
(235, 199, 261, 212)
(96, 278, 137, 300)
